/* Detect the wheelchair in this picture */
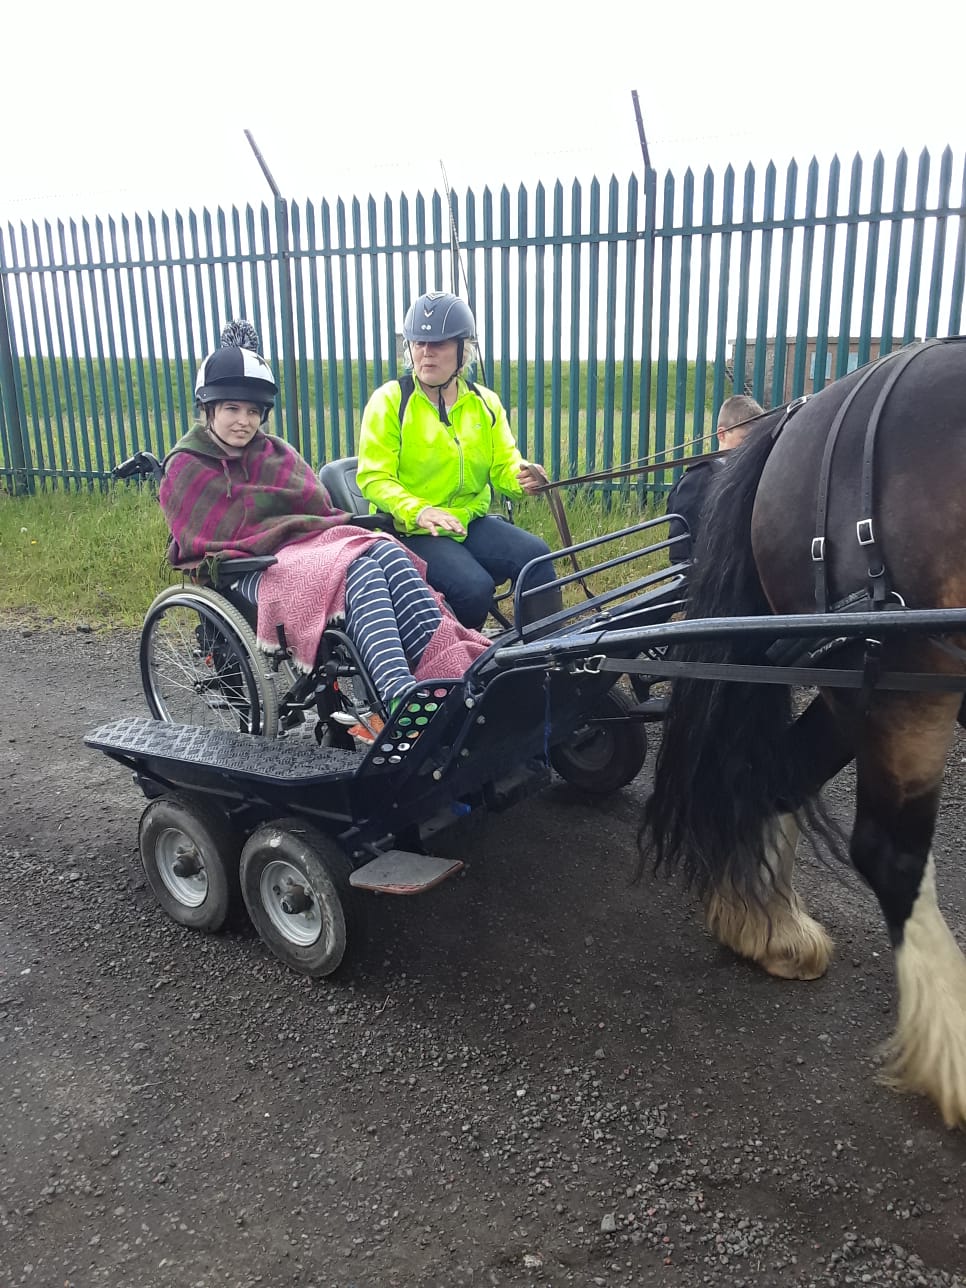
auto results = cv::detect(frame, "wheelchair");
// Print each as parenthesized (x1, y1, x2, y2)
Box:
(116, 452, 388, 746)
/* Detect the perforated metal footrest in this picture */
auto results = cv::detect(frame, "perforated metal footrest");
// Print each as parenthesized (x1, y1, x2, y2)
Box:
(348, 851, 463, 894)
(85, 717, 364, 785)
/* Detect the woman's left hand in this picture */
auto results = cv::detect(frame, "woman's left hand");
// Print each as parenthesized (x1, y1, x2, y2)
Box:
(517, 462, 549, 495)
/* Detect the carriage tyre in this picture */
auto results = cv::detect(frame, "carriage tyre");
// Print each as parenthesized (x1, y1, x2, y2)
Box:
(239, 819, 364, 979)
(140, 584, 279, 737)
(550, 686, 648, 795)
(138, 795, 241, 932)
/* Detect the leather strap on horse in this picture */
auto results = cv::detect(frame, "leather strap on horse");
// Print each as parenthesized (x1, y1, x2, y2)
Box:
(811, 351, 899, 612)
(858, 339, 942, 605)
(811, 340, 943, 612)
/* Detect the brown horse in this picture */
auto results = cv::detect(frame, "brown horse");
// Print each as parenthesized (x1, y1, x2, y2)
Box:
(642, 337, 966, 1127)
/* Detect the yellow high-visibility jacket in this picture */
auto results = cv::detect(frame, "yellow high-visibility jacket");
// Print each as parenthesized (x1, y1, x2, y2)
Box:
(356, 376, 525, 540)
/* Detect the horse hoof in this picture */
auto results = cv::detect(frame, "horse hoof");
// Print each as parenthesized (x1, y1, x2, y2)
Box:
(706, 891, 833, 981)
(760, 916, 833, 981)
(760, 952, 829, 982)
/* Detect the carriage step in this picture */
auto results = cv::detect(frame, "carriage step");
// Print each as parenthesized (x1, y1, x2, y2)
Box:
(349, 851, 463, 895)
(85, 716, 364, 784)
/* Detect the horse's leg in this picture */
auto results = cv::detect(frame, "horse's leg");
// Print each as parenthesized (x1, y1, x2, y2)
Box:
(706, 694, 853, 981)
(850, 693, 966, 1127)
(706, 811, 835, 979)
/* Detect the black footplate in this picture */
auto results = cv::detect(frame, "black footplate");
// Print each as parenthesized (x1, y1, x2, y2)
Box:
(85, 717, 364, 784)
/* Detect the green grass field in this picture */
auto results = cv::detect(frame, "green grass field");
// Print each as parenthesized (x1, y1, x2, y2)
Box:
(0, 484, 665, 629)
(1, 356, 699, 626)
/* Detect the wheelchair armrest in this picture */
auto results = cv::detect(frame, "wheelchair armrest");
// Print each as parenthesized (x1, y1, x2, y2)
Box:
(347, 512, 395, 533)
(214, 555, 278, 588)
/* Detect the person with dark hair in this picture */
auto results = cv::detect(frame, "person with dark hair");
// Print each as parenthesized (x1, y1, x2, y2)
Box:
(158, 321, 490, 714)
(665, 393, 764, 561)
(356, 291, 561, 630)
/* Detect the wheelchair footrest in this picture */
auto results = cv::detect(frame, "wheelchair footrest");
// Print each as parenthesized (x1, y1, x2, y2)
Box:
(349, 851, 463, 895)
(85, 717, 364, 785)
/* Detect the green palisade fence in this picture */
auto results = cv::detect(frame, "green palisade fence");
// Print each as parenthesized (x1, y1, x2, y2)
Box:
(1, 147, 965, 494)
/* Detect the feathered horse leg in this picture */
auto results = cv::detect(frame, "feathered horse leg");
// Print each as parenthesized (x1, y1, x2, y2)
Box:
(703, 693, 854, 980)
(705, 812, 833, 980)
(852, 693, 966, 1127)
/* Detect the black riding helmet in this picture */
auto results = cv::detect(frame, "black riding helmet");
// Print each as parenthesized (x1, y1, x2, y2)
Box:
(402, 292, 476, 421)
(194, 320, 278, 423)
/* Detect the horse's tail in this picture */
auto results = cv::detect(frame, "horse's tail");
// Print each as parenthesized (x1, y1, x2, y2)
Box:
(641, 423, 799, 896)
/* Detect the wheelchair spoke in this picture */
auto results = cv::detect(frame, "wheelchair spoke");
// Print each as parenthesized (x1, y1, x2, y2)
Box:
(140, 595, 274, 735)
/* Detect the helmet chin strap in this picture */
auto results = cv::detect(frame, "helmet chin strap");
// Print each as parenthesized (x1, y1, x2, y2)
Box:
(410, 340, 463, 425)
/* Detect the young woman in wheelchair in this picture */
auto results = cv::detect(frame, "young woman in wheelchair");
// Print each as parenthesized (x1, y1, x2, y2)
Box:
(356, 292, 562, 630)
(158, 321, 490, 713)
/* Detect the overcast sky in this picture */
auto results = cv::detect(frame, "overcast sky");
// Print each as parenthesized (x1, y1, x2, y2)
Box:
(4, 0, 965, 222)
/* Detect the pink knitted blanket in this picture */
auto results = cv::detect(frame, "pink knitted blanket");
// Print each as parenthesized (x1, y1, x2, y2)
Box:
(254, 528, 490, 679)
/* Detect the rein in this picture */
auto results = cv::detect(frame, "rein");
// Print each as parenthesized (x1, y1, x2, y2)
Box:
(520, 443, 724, 600)
(532, 444, 724, 494)
(521, 413, 776, 590)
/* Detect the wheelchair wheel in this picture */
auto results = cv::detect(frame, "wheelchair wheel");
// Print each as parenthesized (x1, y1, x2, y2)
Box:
(140, 586, 280, 737)
(549, 686, 648, 795)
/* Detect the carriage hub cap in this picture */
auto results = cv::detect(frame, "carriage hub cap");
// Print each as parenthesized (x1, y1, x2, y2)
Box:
(156, 829, 209, 907)
(260, 860, 323, 946)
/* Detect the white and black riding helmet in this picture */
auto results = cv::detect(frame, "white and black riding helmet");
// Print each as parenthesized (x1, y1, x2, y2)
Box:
(194, 320, 278, 422)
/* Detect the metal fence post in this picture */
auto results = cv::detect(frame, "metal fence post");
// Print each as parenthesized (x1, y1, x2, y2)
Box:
(275, 195, 301, 455)
(637, 163, 657, 497)
(0, 242, 32, 494)
(244, 131, 300, 455)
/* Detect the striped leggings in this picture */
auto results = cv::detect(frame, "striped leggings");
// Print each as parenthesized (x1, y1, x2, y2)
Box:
(234, 540, 441, 708)
(343, 540, 441, 705)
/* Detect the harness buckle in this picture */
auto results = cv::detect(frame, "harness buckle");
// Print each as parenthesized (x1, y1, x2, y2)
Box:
(856, 518, 875, 546)
(785, 395, 809, 414)
(571, 655, 604, 675)
(811, 536, 826, 562)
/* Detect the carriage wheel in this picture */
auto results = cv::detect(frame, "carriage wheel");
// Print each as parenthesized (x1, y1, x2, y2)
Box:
(550, 686, 648, 794)
(138, 795, 241, 932)
(140, 585, 279, 737)
(239, 820, 365, 978)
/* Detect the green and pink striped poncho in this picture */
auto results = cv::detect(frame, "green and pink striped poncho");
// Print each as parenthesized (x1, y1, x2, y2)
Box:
(159, 425, 350, 571)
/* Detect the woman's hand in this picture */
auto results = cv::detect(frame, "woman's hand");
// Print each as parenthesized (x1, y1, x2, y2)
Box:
(416, 506, 465, 536)
(517, 462, 549, 495)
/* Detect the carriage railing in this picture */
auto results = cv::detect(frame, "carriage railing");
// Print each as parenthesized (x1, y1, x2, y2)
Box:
(510, 515, 691, 641)
(490, 607, 966, 695)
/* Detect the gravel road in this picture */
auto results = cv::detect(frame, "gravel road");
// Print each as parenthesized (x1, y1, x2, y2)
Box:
(1, 626, 965, 1287)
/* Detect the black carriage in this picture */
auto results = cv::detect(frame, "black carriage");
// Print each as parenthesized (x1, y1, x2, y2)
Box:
(86, 471, 686, 978)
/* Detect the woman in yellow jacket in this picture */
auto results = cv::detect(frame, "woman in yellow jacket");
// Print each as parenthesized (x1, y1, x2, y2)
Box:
(356, 292, 561, 630)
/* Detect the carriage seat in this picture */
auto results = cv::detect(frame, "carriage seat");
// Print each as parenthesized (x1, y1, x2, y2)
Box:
(318, 455, 515, 529)
(318, 456, 395, 532)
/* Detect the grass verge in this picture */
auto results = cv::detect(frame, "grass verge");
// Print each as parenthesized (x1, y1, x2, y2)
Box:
(0, 485, 667, 629)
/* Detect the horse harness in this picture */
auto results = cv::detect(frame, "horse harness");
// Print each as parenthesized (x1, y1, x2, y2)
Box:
(767, 337, 966, 690)
(798, 338, 956, 615)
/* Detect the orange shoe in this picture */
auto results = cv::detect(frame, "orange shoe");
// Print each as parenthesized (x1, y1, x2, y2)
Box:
(347, 713, 385, 743)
